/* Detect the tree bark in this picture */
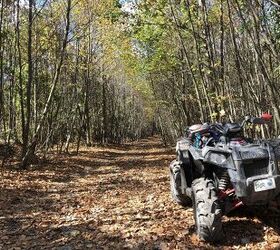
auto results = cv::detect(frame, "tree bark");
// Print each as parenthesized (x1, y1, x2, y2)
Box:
(20, 0, 72, 168)
(0, 0, 5, 133)
(22, 0, 34, 156)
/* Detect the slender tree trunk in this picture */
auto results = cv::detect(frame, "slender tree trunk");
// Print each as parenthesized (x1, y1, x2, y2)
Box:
(21, 0, 72, 168)
(22, 0, 33, 156)
(233, 0, 280, 132)
(0, 0, 5, 133)
(169, 0, 205, 122)
(84, 29, 92, 146)
(102, 78, 107, 144)
(226, 0, 246, 115)
(219, 0, 225, 96)
(15, 0, 25, 145)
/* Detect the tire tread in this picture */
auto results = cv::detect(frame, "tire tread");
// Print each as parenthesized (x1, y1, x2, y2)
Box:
(192, 177, 224, 242)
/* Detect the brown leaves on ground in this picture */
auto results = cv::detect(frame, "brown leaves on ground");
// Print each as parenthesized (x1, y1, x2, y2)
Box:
(0, 137, 280, 249)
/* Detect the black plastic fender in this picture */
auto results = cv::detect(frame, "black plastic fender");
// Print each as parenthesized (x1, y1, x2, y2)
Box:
(169, 160, 192, 203)
(176, 138, 191, 164)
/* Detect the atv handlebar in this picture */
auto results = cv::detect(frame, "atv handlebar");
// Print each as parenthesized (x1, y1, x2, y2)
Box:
(241, 114, 273, 128)
(185, 113, 273, 138)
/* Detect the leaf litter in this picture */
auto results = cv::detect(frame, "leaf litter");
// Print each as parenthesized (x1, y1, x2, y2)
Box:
(0, 137, 279, 249)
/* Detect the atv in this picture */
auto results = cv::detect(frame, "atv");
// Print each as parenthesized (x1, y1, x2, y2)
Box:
(169, 114, 280, 242)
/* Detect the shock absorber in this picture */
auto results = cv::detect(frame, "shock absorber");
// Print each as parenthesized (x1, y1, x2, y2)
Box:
(218, 171, 230, 190)
(218, 171, 243, 212)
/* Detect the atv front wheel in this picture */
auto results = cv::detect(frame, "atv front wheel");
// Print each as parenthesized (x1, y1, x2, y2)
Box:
(170, 160, 192, 207)
(192, 177, 223, 242)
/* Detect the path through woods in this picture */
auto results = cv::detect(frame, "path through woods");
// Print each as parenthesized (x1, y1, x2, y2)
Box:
(1, 137, 280, 249)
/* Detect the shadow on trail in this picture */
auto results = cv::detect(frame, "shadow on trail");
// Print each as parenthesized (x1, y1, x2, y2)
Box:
(222, 220, 265, 245)
(16, 139, 173, 185)
(1, 219, 204, 249)
(1, 219, 129, 249)
(0, 186, 72, 217)
(186, 219, 266, 247)
(77, 149, 173, 158)
(214, 206, 280, 247)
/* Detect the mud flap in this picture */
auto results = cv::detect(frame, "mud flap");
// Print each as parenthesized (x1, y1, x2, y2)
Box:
(176, 138, 191, 164)
(170, 160, 188, 195)
(181, 164, 188, 194)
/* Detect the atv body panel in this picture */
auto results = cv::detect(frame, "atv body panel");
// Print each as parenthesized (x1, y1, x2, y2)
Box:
(169, 117, 280, 242)
(188, 140, 280, 205)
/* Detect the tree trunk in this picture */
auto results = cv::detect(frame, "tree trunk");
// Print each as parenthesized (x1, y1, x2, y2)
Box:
(22, 0, 33, 157)
(20, 0, 72, 168)
(0, 0, 5, 134)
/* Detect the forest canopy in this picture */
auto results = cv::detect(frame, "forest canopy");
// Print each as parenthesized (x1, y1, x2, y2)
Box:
(0, 0, 279, 166)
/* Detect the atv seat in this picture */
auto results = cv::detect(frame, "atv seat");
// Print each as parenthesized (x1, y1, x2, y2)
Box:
(224, 123, 242, 136)
(189, 123, 210, 134)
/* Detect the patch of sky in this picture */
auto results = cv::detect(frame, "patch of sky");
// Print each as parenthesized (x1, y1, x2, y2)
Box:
(19, 0, 48, 8)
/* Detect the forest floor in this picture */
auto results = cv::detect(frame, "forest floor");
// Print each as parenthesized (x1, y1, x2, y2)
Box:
(1, 137, 280, 250)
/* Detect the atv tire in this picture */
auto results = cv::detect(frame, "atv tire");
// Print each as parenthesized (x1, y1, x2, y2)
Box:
(192, 177, 223, 242)
(170, 160, 192, 207)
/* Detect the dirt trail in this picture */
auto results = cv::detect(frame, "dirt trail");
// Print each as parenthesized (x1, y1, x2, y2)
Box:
(0, 137, 280, 249)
